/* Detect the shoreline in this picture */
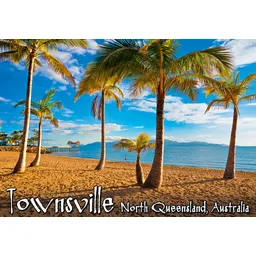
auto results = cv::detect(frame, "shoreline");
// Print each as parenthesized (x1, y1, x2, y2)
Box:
(51, 152, 253, 173)
(0, 151, 256, 217)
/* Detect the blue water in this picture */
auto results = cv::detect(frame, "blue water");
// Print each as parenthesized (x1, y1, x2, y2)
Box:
(52, 142, 256, 172)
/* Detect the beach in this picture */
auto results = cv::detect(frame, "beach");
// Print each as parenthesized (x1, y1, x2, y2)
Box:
(0, 152, 256, 217)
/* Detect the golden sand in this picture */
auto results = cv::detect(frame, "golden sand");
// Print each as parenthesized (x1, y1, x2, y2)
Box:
(0, 152, 256, 217)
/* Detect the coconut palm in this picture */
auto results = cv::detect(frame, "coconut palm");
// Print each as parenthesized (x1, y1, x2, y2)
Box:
(9, 130, 23, 145)
(83, 39, 234, 188)
(15, 89, 62, 167)
(28, 129, 39, 146)
(75, 69, 124, 170)
(205, 71, 256, 179)
(0, 39, 87, 173)
(114, 133, 155, 186)
(0, 131, 8, 146)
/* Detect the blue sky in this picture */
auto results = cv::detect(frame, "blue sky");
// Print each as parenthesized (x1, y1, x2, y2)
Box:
(1, 39, 256, 146)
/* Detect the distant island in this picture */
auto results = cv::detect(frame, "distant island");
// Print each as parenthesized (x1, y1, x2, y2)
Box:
(83, 140, 228, 147)
(67, 141, 81, 145)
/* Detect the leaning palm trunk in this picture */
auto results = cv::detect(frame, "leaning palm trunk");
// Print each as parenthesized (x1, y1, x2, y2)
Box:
(143, 93, 165, 188)
(224, 106, 238, 179)
(30, 118, 42, 167)
(136, 153, 144, 186)
(95, 92, 106, 170)
(13, 56, 35, 173)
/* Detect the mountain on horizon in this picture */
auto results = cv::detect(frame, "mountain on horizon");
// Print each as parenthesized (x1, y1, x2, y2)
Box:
(83, 139, 228, 147)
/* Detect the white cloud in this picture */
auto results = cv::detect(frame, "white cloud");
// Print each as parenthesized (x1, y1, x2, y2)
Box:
(0, 96, 11, 103)
(60, 130, 74, 135)
(47, 121, 124, 136)
(10, 119, 38, 125)
(134, 126, 144, 129)
(49, 50, 77, 65)
(58, 85, 68, 91)
(16, 63, 26, 70)
(246, 102, 256, 106)
(216, 39, 256, 67)
(206, 125, 217, 129)
(39, 67, 69, 85)
(126, 95, 233, 125)
(105, 136, 124, 142)
(61, 107, 74, 117)
(164, 135, 175, 140)
(86, 39, 99, 55)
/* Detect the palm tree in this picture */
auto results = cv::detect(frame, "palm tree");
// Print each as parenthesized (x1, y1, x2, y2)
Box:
(28, 129, 39, 146)
(114, 133, 155, 186)
(205, 71, 256, 179)
(82, 39, 234, 188)
(15, 89, 62, 167)
(0, 131, 8, 146)
(75, 70, 124, 170)
(9, 130, 23, 145)
(0, 39, 87, 173)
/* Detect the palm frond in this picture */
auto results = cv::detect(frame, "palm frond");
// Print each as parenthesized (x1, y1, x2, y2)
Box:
(239, 94, 256, 103)
(105, 90, 122, 110)
(41, 89, 56, 105)
(175, 46, 234, 77)
(13, 100, 27, 108)
(48, 101, 63, 110)
(136, 133, 151, 150)
(30, 108, 40, 117)
(91, 94, 102, 120)
(113, 139, 137, 152)
(91, 39, 143, 80)
(147, 142, 156, 149)
(165, 75, 198, 101)
(205, 99, 229, 113)
(40, 52, 75, 86)
(39, 39, 88, 49)
(238, 73, 256, 89)
(49, 117, 59, 128)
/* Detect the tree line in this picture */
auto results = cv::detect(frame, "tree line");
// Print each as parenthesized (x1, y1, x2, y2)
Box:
(0, 129, 37, 146)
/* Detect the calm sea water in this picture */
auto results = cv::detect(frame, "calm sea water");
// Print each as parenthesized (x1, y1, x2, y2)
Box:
(52, 143, 256, 172)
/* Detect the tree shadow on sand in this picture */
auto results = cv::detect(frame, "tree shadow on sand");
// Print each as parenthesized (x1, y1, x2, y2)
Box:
(163, 177, 224, 188)
(45, 184, 139, 197)
(0, 168, 14, 176)
(0, 178, 225, 202)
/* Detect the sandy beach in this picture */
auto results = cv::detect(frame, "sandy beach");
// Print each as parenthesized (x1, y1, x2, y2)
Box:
(0, 152, 256, 217)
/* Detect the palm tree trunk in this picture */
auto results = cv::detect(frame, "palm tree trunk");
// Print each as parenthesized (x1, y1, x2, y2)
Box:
(143, 93, 165, 188)
(95, 91, 106, 170)
(30, 118, 42, 167)
(136, 153, 144, 186)
(13, 56, 35, 173)
(224, 106, 238, 179)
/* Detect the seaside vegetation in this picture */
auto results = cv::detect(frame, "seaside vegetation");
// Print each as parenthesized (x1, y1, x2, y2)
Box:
(0, 130, 50, 154)
(81, 39, 234, 188)
(114, 133, 155, 186)
(28, 129, 39, 146)
(75, 64, 124, 170)
(0, 39, 88, 173)
(14, 89, 62, 166)
(0, 130, 23, 146)
(205, 71, 256, 179)
(3, 39, 256, 189)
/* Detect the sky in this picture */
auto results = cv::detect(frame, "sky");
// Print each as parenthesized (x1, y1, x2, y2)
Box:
(1, 39, 256, 146)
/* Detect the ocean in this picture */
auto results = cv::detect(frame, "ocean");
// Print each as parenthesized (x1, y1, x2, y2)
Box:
(51, 141, 256, 172)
